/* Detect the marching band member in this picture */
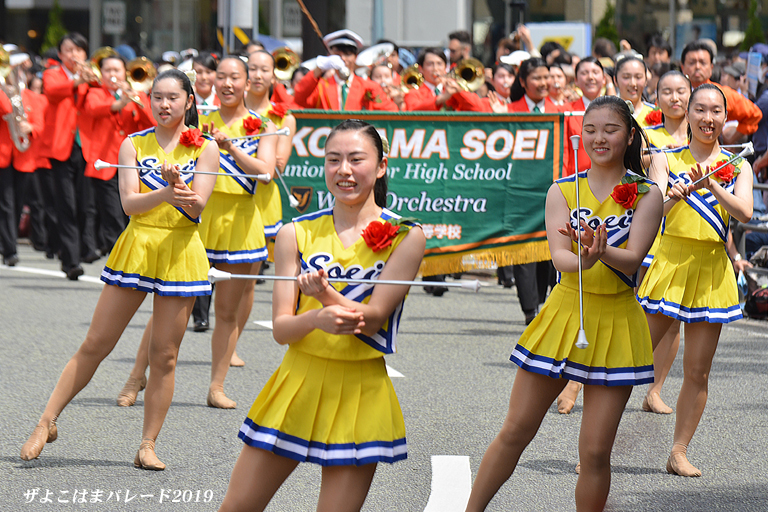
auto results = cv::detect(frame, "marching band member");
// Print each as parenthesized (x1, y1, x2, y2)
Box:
(613, 55, 656, 128)
(370, 62, 405, 110)
(293, 29, 397, 111)
(561, 56, 605, 178)
(80, 53, 156, 254)
(199, 56, 277, 408)
(193, 51, 220, 107)
(238, 49, 298, 366)
(635, 70, 692, 416)
(42, 32, 100, 280)
(0, 55, 47, 266)
(465, 96, 662, 512)
(218, 119, 425, 512)
(403, 47, 465, 112)
(20, 69, 218, 470)
(490, 62, 516, 103)
(637, 84, 753, 477)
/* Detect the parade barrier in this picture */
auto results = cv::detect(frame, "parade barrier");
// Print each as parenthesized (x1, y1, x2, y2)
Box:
(283, 111, 565, 276)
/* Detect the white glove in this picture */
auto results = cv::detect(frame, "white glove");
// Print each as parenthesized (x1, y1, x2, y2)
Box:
(316, 55, 346, 72)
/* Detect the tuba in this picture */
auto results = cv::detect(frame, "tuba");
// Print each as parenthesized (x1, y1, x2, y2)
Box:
(272, 47, 300, 83)
(448, 58, 485, 92)
(0, 48, 30, 152)
(400, 65, 423, 91)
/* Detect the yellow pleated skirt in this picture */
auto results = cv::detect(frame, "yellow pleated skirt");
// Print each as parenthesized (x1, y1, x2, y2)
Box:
(510, 285, 654, 386)
(637, 234, 742, 323)
(238, 347, 407, 466)
(101, 220, 211, 296)
(255, 180, 283, 239)
(198, 191, 267, 264)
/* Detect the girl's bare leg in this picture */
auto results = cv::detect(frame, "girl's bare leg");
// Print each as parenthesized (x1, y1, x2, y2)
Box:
(667, 321, 721, 477)
(644, 320, 680, 414)
(575, 385, 632, 512)
(209, 262, 251, 408)
(218, 446, 299, 512)
(21, 286, 146, 460)
(231, 261, 262, 367)
(316, 464, 378, 512)
(465, 370, 567, 512)
(116, 316, 152, 406)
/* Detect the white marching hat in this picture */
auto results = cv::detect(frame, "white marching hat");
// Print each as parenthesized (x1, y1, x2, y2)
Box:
(323, 29, 364, 51)
(500, 50, 531, 67)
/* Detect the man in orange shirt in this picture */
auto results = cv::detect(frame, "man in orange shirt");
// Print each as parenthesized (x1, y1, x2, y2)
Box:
(293, 29, 397, 111)
(681, 40, 762, 140)
(42, 33, 100, 279)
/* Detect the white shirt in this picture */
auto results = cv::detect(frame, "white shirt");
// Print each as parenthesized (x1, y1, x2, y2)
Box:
(195, 88, 217, 106)
(524, 95, 546, 113)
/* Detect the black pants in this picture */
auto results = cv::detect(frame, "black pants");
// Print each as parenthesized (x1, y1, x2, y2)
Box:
(512, 261, 555, 314)
(91, 175, 128, 253)
(0, 166, 18, 257)
(50, 144, 97, 270)
(37, 167, 61, 256)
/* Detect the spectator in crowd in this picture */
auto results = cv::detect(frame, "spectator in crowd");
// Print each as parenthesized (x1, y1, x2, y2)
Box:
(448, 30, 472, 66)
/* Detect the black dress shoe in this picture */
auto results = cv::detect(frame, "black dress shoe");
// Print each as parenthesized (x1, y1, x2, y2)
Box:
(431, 286, 449, 297)
(81, 251, 101, 264)
(193, 320, 209, 332)
(3, 254, 19, 267)
(423, 286, 435, 294)
(66, 265, 84, 281)
(524, 310, 537, 325)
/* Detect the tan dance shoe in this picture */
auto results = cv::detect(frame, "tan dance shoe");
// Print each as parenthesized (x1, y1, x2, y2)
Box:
(207, 389, 236, 409)
(666, 452, 701, 477)
(20, 419, 58, 461)
(230, 352, 245, 367)
(557, 381, 583, 414)
(116, 375, 147, 407)
(134, 438, 166, 471)
(642, 392, 673, 414)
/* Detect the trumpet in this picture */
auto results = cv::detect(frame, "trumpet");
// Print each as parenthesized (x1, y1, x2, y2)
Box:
(400, 65, 423, 91)
(0, 50, 31, 152)
(448, 58, 485, 92)
(272, 47, 300, 83)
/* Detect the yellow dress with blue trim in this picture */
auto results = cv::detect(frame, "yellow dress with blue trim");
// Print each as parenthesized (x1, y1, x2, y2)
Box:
(239, 208, 415, 466)
(635, 101, 657, 129)
(510, 171, 654, 386)
(637, 148, 743, 323)
(254, 106, 285, 239)
(100, 127, 212, 296)
(641, 125, 687, 267)
(197, 109, 267, 264)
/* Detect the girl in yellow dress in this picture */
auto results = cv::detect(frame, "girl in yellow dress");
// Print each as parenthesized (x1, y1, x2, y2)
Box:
(638, 71, 692, 415)
(226, 49, 298, 368)
(465, 96, 662, 512)
(20, 69, 219, 469)
(217, 120, 425, 512)
(637, 84, 753, 477)
(199, 56, 277, 408)
(613, 55, 657, 128)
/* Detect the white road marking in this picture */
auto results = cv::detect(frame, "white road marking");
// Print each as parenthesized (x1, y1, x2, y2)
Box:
(423, 455, 472, 512)
(253, 319, 405, 378)
(1, 265, 103, 285)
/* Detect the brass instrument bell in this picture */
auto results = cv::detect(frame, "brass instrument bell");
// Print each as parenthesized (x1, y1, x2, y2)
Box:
(272, 47, 300, 82)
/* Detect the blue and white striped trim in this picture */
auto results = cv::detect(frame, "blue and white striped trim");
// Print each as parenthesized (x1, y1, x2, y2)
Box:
(510, 345, 654, 386)
(292, 207, 333, 223)
(641, 254, 654, 267)
(101, 267, 211, 296)
(238, 418, 407, 466)
(264, 220, 283, 239)
(206, 246, 268, 264)
(669, 171, 729, 242)
(137, 159, 200, 223)
(637, 296, 743, 324)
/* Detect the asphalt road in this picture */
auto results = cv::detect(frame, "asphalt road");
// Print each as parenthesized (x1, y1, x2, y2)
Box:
(2, 243, 768, 511)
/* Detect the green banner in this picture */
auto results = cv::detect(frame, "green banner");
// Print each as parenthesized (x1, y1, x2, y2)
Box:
(282, 111, 565, 275)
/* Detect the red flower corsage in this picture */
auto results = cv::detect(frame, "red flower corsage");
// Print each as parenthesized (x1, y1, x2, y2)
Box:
(610, 175, 650, 209)
(644, 109, 662, 126)
(268, 103, 289, 119)
(179, 128, 205, 147)
(242, 116, 263, 135)
(712, 161, 741, 183)
(361, 217, 417, 252)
